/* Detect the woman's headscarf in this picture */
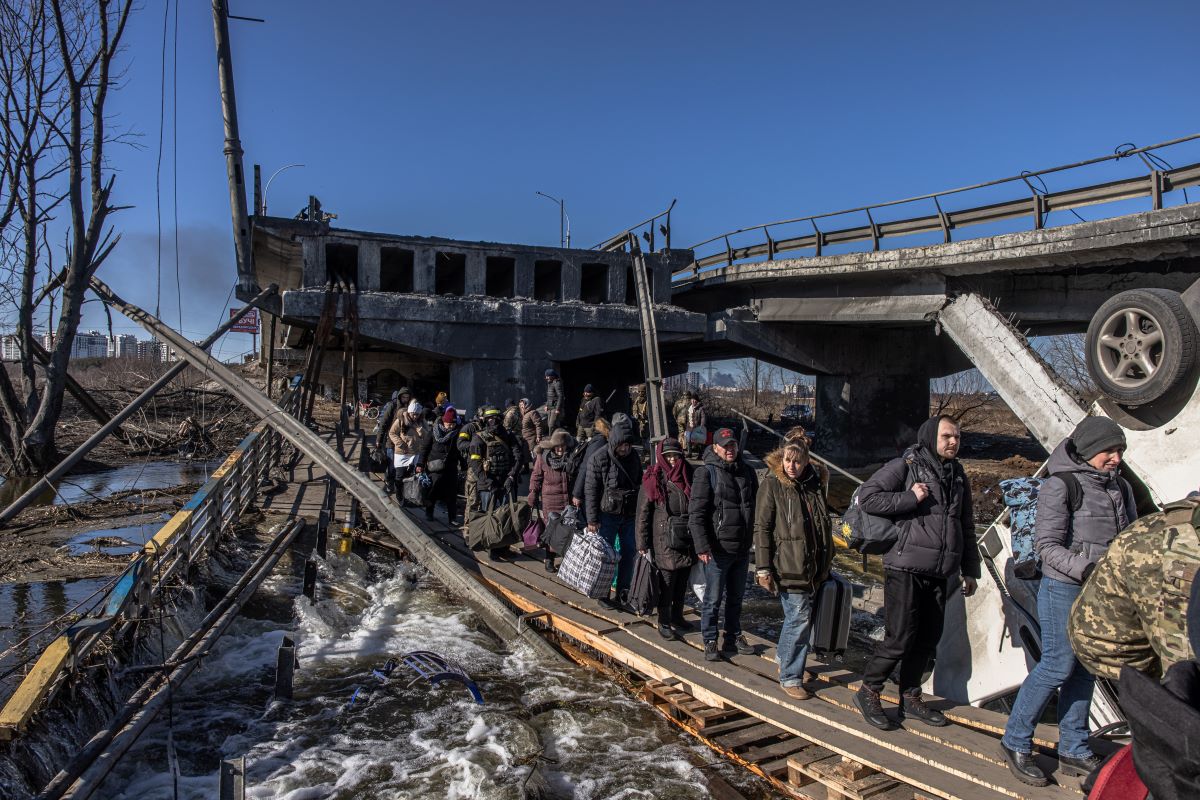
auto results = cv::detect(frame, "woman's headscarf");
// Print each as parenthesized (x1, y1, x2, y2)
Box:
(642, 439, 691, 503)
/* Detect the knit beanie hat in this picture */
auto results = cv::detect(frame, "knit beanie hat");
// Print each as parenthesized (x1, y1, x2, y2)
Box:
(407, 400, 424, 416)
(608, 413, 633, 446)
(1071, 416, 1126, 461)
(442, 408, 457, 423)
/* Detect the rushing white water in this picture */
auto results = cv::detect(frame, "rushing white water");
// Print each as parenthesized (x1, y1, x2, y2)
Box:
(95, 545, 764, 799)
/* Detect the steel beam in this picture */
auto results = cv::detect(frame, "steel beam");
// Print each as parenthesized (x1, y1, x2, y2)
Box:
(628, 236, 669, 442)
(0, 286, 277, 528)
(86, 275, 564, 664)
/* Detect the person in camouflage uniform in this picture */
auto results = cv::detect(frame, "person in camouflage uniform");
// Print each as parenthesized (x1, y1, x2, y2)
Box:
(1069, 495, 1200, 681)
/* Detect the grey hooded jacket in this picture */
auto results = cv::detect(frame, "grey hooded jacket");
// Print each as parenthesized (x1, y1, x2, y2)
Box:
(1035, 438, 1136, 585)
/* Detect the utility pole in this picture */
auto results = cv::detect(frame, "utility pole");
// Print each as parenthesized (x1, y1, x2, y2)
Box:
(212, 0, 255, 294)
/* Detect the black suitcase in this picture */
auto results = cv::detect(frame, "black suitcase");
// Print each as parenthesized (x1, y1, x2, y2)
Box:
(809, 573, 852, 656)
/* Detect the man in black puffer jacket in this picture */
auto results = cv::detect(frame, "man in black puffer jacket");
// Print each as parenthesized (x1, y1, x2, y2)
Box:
(585, 414, 643, 608)
(853, 415, 980, 731)
(689, 428, 759, 662)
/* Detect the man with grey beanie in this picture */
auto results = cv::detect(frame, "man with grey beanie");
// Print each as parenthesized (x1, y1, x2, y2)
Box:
(1001, 415, 1137, 786)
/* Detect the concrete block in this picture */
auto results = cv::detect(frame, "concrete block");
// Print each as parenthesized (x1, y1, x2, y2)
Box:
(465, 250, 486, 296)
(414, 248, 435, 294)
(358, 241, 381, 292)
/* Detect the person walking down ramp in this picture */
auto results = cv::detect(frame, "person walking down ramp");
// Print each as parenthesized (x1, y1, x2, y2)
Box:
(754, 436, 832, 700)
(636, 437, 696, 638)
(852, 415, 979, 731)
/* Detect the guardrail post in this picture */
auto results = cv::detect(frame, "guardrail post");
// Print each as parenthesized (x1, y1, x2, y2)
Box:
(273, 637, 296, 701)
(302, 559, 318, 601)
(219, 756, 246, 800)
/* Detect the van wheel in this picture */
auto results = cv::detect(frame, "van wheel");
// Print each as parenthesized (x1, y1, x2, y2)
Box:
(1085, 288, 1198, 405)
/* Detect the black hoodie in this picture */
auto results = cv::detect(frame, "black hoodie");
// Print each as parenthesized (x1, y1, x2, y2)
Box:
(584, 415, 643, 521)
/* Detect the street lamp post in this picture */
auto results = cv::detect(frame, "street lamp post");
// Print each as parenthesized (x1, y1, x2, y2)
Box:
(262, 163, 305, 215)
(535, 191, 570, 248)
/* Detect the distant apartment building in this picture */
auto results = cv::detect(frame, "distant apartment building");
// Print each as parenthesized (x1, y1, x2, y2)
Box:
(665, 371, 701, 393)
(42, 330, 108, 359)
(108, 333, 140, 358)
(1, 334, 22, 361)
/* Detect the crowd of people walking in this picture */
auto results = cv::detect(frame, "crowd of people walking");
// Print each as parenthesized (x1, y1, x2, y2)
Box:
(369, 373, 1200, 796)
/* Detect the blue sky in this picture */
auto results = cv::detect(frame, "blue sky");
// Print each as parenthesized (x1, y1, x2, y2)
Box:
(66, 0, 1200, 360)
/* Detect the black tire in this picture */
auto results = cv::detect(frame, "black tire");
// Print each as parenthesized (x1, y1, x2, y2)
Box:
(1085, 288, 1198, 405)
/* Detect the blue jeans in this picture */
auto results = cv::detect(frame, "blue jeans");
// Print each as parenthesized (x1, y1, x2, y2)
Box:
(777, 589, 814, 687)
(598, 513, 637, 598)
(1001, 576, 1096, 758)
(701, 551, 749, 643)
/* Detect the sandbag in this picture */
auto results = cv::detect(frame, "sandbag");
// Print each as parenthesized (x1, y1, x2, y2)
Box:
(467, 494, 530, 552)
(627, 553, 660, 616)
(558, 529, 617, 599)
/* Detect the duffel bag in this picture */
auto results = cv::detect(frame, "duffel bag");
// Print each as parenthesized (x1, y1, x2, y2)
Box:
(467, 494, 531, 552)
(558, 529, 617, 599)
(627, 552, 660, 616)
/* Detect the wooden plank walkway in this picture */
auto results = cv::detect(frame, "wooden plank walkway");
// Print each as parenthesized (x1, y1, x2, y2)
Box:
(282, 432, 1088, 800)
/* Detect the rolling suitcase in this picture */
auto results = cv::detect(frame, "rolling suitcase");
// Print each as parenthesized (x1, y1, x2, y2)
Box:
(809, 573, 852, 656)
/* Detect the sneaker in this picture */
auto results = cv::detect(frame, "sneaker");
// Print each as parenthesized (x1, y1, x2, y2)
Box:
(1000, 743, 1050, 786)
(704, 641, 720, 662)
(782, 685, 813, 700)
(852, 685, 894, 731)
(1058, 752, 1102, 778)
(657, 623, 675, 640)
(543, 558, 557, 573)
(899, 693, 948, 727)
(722, 634, 754, 655)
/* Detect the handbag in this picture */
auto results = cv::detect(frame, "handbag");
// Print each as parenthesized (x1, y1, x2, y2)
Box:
(426, 458, 446, 473)
(667, 516, 692, 552)
(600, 487, 635, 516)
(522, 513, 546, 549)
(627, 553, 660, 616)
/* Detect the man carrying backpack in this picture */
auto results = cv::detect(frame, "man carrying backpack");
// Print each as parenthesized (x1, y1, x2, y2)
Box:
(1001, 417, 1135, 786)
(689, 428, 759, 662)
(853, 415, 979, 731)
(468, 408, 522, 524)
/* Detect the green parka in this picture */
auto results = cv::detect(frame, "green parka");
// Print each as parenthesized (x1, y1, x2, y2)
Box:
(753, 451, 833, 593)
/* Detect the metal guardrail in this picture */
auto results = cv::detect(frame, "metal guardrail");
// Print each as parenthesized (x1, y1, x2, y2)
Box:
(684, 134, 1200, 275)
(0, 423, 284, 741)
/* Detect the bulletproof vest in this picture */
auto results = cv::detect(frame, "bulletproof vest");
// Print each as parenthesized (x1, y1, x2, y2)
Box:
(480, 431, 513, 478)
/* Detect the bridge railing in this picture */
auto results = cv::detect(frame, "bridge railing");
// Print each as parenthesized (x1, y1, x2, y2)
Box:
(0, 422, 284, 741)
(683, 134, 1200, 276)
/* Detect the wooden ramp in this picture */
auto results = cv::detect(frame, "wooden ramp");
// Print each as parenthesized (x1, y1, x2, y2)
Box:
(276, 433, 1087, 799)
(392, 509, 1089, 800)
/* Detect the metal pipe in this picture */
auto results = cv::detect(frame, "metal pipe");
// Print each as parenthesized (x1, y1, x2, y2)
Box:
(0, 285, 278, 528)
(39, 518, 305, 800)
(86, 276, 565, 664)
(211, 0, 255, 292)
(729, 409, 863, 486)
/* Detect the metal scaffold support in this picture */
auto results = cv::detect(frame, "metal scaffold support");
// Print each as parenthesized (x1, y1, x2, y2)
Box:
(627, 234, 670, 443)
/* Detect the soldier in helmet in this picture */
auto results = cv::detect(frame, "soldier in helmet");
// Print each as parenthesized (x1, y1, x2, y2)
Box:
(457, 407, 488, 518)
(468, 407, 523, 516)
(1069, 493, 1200, 682)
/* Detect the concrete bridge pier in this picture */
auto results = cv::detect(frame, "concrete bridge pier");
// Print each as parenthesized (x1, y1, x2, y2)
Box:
(815, 371, 930, 467)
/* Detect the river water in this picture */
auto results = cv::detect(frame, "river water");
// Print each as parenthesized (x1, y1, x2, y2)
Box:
(81, 538, 771, 800)
(0, 459, 222, 509)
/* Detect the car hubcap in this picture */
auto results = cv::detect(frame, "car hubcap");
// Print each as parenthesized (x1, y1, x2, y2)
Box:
(1096, 308, 1164, 389)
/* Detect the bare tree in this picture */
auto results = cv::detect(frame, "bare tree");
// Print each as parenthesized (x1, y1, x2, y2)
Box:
(0, 0, 133, 476)
(1039, 333, 1099, 402)
(930, 368, 994, 427)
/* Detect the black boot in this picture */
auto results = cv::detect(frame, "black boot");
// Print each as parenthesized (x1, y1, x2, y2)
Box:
(999, 744, 1049, 786)
(1058, 752, 1102, 778)
(544, 557, 557, 573)
(899, 692, 948, 727)
(853, 685, 894, 731)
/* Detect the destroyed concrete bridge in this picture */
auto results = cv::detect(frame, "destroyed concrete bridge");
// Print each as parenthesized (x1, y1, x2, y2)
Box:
(243, 141, 1200, 466)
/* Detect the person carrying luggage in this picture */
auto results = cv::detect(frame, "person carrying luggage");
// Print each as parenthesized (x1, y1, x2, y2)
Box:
(389, 400, 431, 492)
(999, 417, 1135, 786)
(468, 408, 523, 558)
(376, 390, 402, 493)
(753, 435, 832, 699)
(528, 429, 577, 572)
(853, 415, 979, 731)
(421, 407, 463, 524)
(571, 417, 611, 523)
(584, 413, 643, 609)
(636, 437, 695, 639)
(689, 428, 759, 662)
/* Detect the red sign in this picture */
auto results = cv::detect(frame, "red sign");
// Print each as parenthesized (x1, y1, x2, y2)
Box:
(229, 307, 260, 334)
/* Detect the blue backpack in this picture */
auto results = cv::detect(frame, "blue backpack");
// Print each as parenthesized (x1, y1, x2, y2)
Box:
(999, 473, 1083, 580)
